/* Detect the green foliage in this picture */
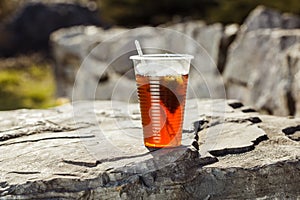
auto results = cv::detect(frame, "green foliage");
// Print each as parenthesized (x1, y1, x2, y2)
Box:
(206, 0, 300, 24)
(0, 0, 23, 23)
(0, 56, 56, 110)
(99, 0, 217, 26)
(97, 0, 300, 26)
(1, 0, 299, 26)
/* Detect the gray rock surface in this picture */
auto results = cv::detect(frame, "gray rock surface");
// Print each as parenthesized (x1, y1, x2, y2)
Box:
(217, 24, 239, 73)
(224, 6, 300, 116)
(225, 29, 300, 116)
(51, 26, 128, 99)
(0, 99, 299, 199)
(241, 5, 300, 32)
(288, 44, 300, 117)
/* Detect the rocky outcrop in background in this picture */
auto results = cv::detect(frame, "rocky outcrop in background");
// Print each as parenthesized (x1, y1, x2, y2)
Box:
(51, 6, 300, 117)
(0, 2, 105, 57)
(0, 99, 299, 199)
(224, 6, 300, 116)
(51, 23, 230, 102)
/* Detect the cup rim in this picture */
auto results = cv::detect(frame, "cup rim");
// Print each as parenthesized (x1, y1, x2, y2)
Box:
(130, 54, 194, 60)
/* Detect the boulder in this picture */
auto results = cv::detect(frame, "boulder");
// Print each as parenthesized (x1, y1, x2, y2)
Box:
(241, 5, 300, 32)
(224, 6, 300, 116)
(0, 2, 105, 57)
(225, 29, 300, 116)
(167, 21, 223, 64)
(217, 23, 239, 73)
(0, 99, 299, 199)
(288, 44, 300, 117)
(51, 26, 128, 99)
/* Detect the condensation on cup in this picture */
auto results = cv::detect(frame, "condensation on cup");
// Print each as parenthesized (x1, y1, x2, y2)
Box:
(130, 54, 193, 148)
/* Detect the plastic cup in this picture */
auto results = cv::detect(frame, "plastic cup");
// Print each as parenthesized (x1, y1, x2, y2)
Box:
(130, 54, 193, 148)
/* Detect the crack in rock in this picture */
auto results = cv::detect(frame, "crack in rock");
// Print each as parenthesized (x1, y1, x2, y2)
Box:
(0, 135, 95, 147)
(209, 134, 269, 157)
(62, 160, 101, 168)
(282, 125, 300, 141)
(241, 108, 257, 113)
(8, 171, 40, 175)
(282, 125, 300, 135)
(0, 121, 90, 142)
(199, 121, 268, 157)
(228, 102, 244, 109)
(62, 150, 154, 168)
(224, 116, 262, 124)
(53, 173, 79, 177)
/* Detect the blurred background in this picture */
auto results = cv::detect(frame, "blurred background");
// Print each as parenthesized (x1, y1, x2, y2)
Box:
(0, 0, 299, 112)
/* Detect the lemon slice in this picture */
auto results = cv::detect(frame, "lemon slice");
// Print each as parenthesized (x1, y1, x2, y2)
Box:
(175, 76, 183, 85)
(163, 75, 183, 84)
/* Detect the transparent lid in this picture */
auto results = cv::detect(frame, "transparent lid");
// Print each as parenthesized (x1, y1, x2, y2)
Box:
(130, 54, 194, 60)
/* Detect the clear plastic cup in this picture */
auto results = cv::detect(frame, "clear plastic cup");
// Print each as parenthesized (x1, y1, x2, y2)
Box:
(130, 54, 193, 148)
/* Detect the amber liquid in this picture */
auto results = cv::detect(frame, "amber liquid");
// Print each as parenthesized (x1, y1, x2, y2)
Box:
(136, 74, 188, 148)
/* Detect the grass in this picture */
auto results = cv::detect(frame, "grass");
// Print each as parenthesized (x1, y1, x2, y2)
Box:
(0, 55, 57, 110)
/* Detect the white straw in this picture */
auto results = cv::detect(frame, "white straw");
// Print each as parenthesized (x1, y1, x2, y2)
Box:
(134, 40, 146, 65)
(135, 40, 144, 56)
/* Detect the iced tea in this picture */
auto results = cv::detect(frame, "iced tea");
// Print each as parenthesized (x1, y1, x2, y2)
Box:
(136, 74, 188, 148)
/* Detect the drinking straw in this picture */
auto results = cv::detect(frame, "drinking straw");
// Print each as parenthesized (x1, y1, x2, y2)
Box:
(135, 40, 146, 65)
(135, 40, 143, 56)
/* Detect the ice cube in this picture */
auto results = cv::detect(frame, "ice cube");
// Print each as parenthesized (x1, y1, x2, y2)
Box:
(135, 61, 188, 76)
(135, 63, 160, 76)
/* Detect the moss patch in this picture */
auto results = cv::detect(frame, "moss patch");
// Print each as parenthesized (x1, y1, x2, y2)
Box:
(0, 56, 56, 110)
